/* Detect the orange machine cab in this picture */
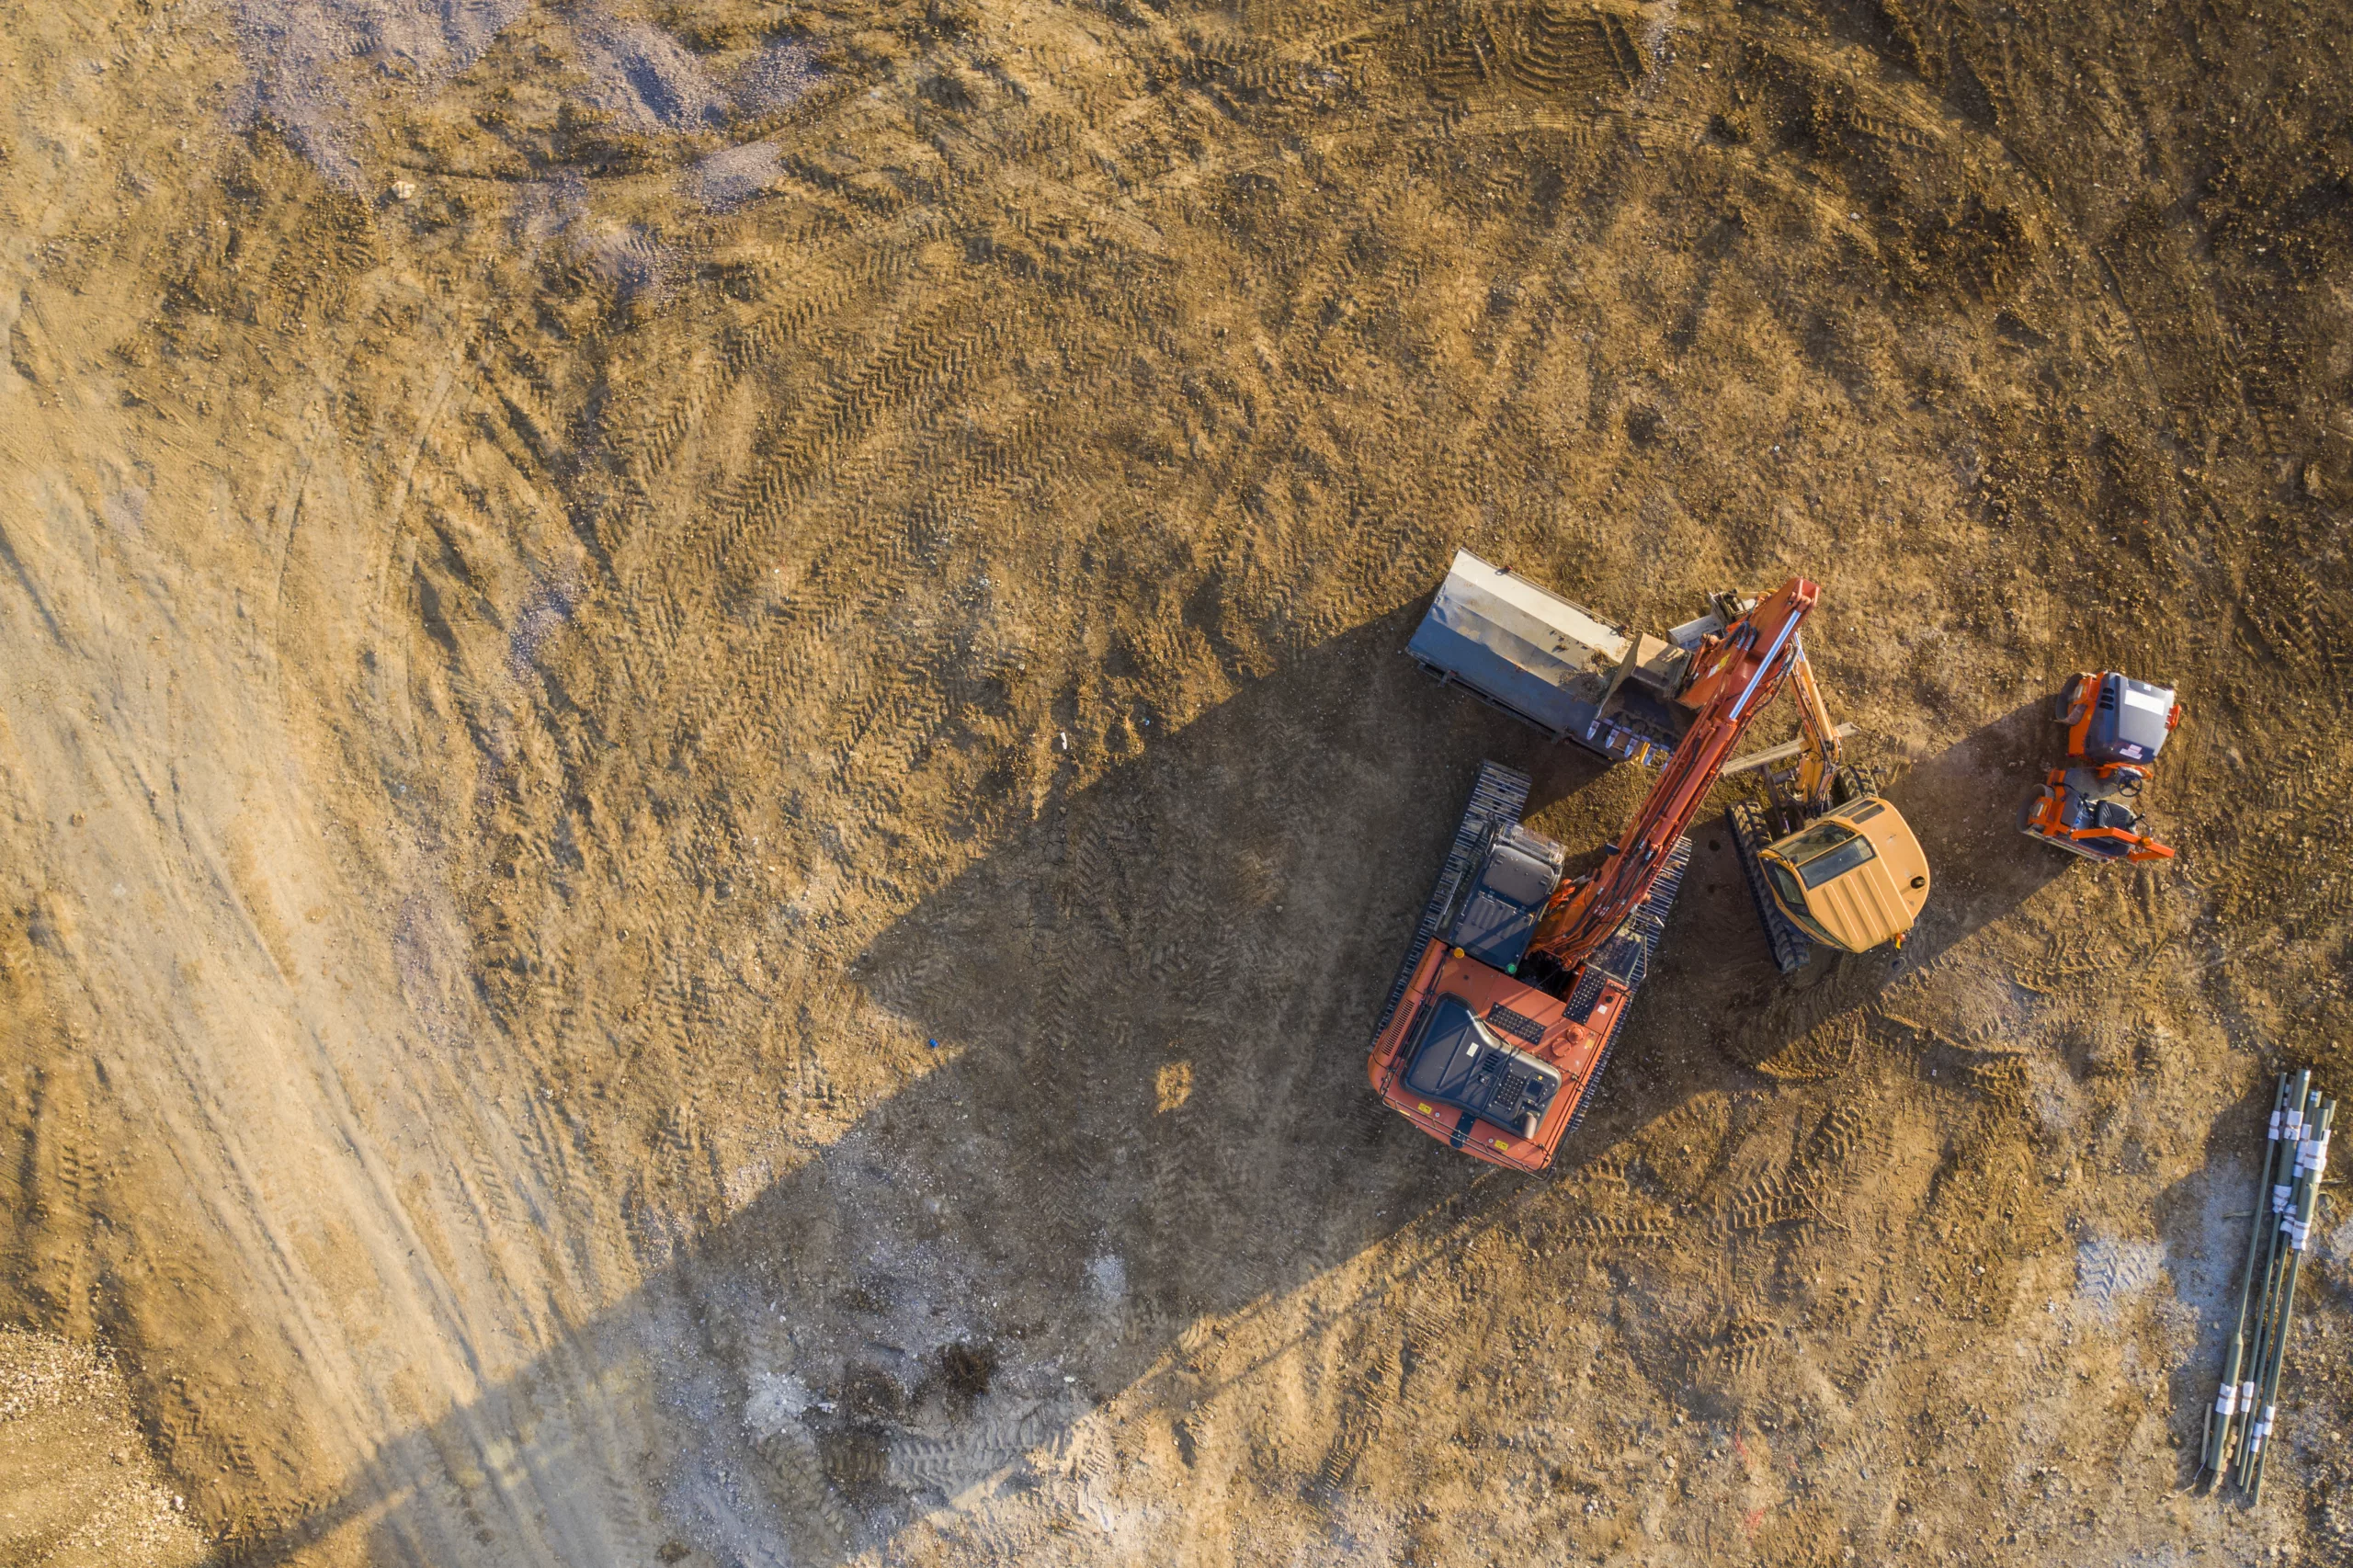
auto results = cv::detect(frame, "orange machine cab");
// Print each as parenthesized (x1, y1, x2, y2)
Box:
(1363, 769, 1691, 1174)
(1367, 939, 1630, 1171)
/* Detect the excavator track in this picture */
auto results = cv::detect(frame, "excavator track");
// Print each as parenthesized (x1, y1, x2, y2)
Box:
(1727, 800, 1813, 976)
(1585, 833, 1693, 993)
(1559, 833, 1692, 1144)
(1371, 761, 1531, 1040)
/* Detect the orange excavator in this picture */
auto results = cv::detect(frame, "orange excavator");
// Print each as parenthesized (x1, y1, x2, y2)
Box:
(1723, 633, 1926, 975)
(1370, 574, 1924, 1171)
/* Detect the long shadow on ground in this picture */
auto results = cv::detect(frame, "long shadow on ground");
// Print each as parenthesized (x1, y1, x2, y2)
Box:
(1654, 697, 2078, 1079)
(244, 622, 2080, 1567)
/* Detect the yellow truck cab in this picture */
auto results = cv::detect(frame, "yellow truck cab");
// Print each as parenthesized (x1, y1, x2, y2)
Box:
(1755, 796, 1931, 954)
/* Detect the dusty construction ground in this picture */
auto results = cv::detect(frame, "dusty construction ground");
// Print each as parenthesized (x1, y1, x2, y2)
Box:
(5, 0, 2353, 1562)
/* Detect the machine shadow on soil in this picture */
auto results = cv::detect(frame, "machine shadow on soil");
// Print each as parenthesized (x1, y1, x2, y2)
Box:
(243, 617, 2083, 1565)
(1677, 697, 2079, 1076)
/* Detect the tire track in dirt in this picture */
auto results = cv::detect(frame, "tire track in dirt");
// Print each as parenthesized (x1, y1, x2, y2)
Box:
(17, 0, 2353, 1561)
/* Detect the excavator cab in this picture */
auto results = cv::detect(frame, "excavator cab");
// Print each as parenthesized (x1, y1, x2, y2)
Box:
(1750, 797, 1932, 957)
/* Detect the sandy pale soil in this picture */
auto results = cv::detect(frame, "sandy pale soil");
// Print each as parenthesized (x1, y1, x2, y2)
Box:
(3, 0, 2352, 1563)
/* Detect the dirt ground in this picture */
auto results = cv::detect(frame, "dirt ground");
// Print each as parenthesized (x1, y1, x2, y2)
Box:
(4, 0, 2352, 1563)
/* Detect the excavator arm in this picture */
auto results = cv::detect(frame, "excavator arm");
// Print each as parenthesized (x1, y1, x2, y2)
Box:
(1526, 576, 1820, 968)
(1783, 634, 1844, 816)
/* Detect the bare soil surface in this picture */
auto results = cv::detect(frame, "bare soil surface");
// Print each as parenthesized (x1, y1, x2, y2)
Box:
(4, 0, 2352, 1563)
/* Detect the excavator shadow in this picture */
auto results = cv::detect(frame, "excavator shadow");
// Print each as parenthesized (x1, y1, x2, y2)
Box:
(231, 639, 2089, 1564)
(1646, 697, 2078, 1080)
(231, 601, 1689, 1567)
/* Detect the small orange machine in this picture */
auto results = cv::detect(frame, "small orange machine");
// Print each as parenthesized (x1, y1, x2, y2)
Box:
(2019, 671, 2182, 863)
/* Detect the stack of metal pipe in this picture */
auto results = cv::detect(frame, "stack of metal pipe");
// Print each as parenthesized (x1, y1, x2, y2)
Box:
(2201, 1069, 2336, 1500)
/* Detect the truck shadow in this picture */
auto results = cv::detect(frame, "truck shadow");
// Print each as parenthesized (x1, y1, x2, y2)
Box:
(241, 640, 2077, 1566)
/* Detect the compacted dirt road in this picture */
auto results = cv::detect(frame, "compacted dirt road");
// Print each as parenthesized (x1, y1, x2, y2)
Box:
(3, 0, 2351, 1563)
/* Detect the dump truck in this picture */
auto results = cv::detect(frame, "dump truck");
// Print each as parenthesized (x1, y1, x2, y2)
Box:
(1405, 549, 1725, 765)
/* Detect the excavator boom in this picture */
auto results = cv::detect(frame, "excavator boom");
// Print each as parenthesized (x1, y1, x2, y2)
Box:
(1527, 577, 1819, 968)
